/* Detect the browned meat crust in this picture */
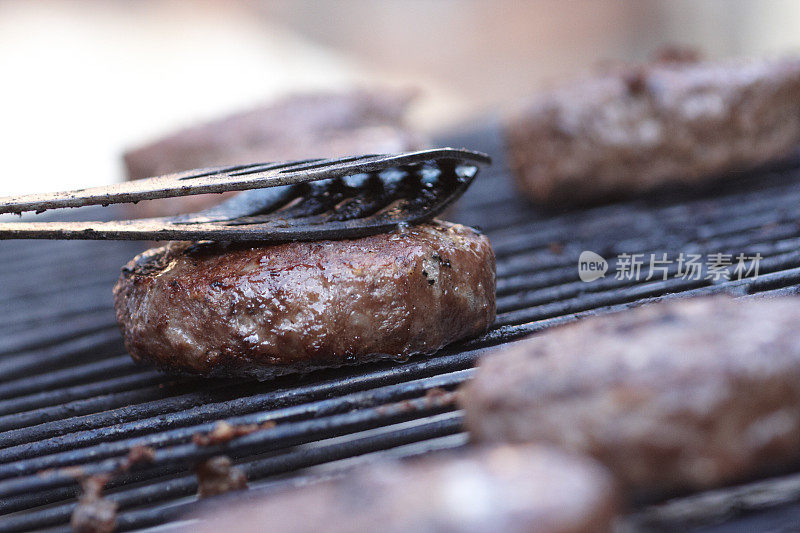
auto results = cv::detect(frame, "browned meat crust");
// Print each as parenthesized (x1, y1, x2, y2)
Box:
(461, 296, 800, 496)
(505, 55, 800, 205)
(195, 456, 248, 498)
(113, 221, 496, 378)
(123, 88, 427, 217)
(190, 446, 618, 533)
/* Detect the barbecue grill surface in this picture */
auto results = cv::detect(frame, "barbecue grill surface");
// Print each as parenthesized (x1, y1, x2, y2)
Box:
(3, 124, 800, 532)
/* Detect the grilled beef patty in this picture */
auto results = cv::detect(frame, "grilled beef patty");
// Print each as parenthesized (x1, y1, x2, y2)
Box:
(191, 445, 618, 533)
(505, 54, 800, 205)
(461, 297, 800, 496)
(113, 221, 495, 378)
(123, 88, 426, 218)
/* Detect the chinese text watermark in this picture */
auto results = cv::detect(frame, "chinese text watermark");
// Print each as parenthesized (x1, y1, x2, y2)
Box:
(578, 251, 762, 283)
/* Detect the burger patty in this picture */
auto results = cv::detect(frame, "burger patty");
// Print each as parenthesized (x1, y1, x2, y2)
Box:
(113, 221, 496, 378)
(460, 297, 800, 496)
(504, 54, 800, 205)
(190, 445, 619, 533)
(123, 88, 426, 218)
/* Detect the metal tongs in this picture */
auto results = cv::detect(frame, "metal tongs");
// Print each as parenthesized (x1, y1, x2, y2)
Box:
(0, 148, 490, 241)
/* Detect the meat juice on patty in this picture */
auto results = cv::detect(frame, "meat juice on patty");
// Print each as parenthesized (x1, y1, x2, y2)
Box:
(113, 220, 496, 378)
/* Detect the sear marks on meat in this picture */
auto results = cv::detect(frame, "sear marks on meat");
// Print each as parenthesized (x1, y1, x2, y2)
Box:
(70, 475, 117, 533)
(190, 445, 618, 533)
(461, 296, 800, 497)
(113, 220, 496, 378)
(505, 54, 800, 205)
(195, 456, 248, 498)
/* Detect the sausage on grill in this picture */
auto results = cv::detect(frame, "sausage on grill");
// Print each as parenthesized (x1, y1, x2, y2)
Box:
(191, 445, 619, 533)
(505, 54, 800, 205)
(461, 297, 800, 496)
(113, 221, 496, 378)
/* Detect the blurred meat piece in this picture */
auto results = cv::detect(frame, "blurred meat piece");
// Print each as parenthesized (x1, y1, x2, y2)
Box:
(505, 54, 800, 205)
(119, 445, 156, 471)
(123, 88, 427, 217)
(70, 475, 117, 533)
(192, 421, 275, 446)
(190, 445, 619, 533)
(461, 297, 800, 497)
(195, 456, 248, 498)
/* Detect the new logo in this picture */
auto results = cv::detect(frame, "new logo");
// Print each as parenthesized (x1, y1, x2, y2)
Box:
(578, 251, 608, 282)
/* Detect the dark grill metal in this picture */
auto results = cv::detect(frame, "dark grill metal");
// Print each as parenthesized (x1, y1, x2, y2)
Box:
(3, 125, 800, 532)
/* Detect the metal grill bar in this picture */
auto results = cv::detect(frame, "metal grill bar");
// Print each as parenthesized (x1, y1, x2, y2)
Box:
(3, 129, 800, 531)
(0, 329, 124, 379)
(0, 372, 468, 485)
(0, 391, 461, 510)
(0, 351, 481, 462)
(0, 372, 168, 416)
(0, 417, 464, 532)
(0, 356, 141, 401)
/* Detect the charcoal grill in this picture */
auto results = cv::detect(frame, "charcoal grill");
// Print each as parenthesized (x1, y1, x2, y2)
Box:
(3, 124, 800, 532)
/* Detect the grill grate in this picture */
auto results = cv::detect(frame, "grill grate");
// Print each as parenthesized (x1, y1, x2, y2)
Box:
(3, 125, 800, 531)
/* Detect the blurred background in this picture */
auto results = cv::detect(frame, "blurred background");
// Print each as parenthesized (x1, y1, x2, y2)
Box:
(2, 0, 800, 195)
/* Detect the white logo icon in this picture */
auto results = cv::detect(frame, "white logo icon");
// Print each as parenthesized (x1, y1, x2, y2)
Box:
(578, 251, 608, 282)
